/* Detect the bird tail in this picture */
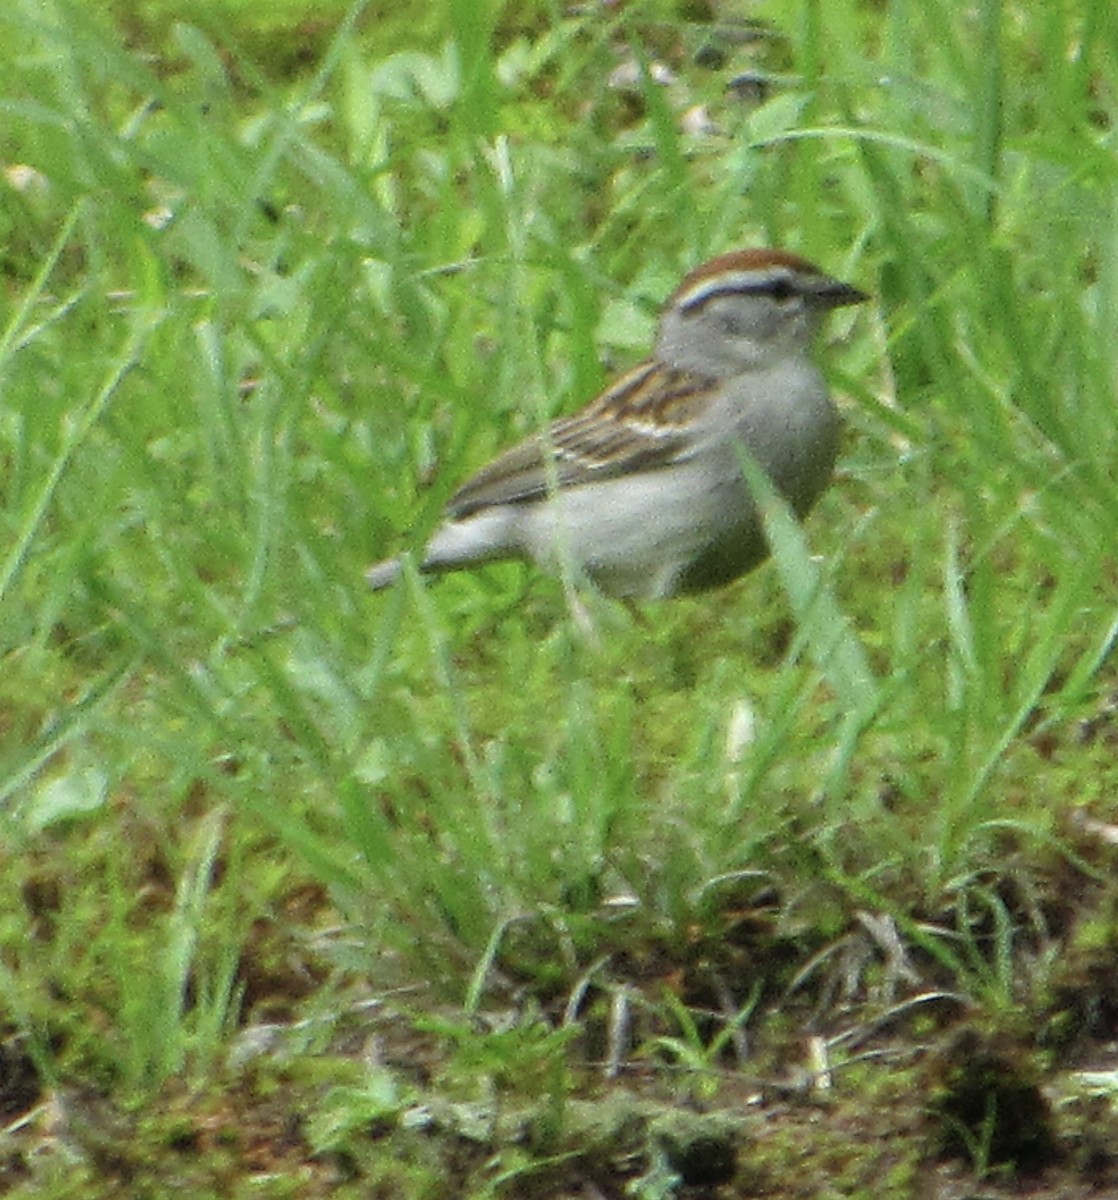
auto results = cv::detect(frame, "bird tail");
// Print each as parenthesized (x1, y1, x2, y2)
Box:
(365, 557, 403, 590)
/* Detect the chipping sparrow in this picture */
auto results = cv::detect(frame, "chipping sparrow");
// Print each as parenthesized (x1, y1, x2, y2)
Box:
(366, 249, 867, 599)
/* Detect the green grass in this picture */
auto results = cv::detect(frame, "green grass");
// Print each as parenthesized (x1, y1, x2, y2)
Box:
(1, 0, 1118, 1194)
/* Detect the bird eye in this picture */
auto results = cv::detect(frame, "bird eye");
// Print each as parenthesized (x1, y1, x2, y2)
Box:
(767, 277, 797, 302)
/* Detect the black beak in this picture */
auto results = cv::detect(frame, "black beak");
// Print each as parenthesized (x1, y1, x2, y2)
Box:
(810, 276, 870, 309)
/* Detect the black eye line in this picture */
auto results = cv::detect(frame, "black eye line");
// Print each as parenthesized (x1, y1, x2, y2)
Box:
(679, 276, 802, 314)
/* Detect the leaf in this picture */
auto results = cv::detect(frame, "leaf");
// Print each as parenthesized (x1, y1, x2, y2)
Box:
(734, 446, 879, 716)
(22, 766, 107, 833)
(745, 92, 810, 147)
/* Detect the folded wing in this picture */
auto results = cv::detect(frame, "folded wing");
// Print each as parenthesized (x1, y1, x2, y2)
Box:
(447, 362, 717, 518)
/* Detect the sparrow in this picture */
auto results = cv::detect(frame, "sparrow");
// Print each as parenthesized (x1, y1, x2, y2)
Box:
(366, 249, 867, 599)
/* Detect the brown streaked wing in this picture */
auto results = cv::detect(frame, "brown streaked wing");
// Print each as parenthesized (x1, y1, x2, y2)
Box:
(445, 362, 717, 519)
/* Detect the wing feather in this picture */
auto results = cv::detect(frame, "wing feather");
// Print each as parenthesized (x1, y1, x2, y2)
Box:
(446, 363, 717, 519)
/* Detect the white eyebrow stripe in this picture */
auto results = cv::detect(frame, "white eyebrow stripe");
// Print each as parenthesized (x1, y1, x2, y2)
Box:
(675, 269, 802, 312)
